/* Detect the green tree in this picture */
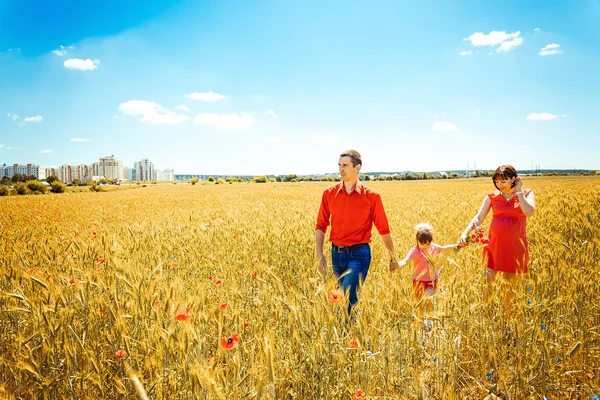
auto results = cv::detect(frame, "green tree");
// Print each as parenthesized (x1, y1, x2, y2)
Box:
(285, 174, 297, 182)
(190, 177, 199, 185)
(15, 182, 29, 195)
(208, 176, 215, 182)
(0, 176, 11, 185)
(216, 178, 225, 184)
(50, 181, 66, 193)
(71, 179, 81, 187)
(253, 176, 268, 183)
(26, 180, 48, 194)
(0, 185, 8, 196)
(46, 175, 59, 184)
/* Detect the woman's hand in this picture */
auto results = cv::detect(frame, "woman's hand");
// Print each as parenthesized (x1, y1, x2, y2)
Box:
(515, 177, 523, 191)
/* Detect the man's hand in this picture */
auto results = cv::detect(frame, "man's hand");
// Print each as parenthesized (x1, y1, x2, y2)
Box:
(317, 255, 327, 274)
(389, 257, 400, 272)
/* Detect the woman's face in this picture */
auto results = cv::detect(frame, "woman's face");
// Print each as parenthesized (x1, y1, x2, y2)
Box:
(494, 177, 516, 192)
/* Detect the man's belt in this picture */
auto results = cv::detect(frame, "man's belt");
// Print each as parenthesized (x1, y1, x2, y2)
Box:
(332, 243, 369, 252)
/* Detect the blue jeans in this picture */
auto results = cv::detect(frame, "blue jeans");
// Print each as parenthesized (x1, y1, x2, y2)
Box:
(331, 245, 372, 315)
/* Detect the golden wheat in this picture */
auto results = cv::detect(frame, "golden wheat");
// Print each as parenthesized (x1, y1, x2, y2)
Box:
(0, 176, 598, 399)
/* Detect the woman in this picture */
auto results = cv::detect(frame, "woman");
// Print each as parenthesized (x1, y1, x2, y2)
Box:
(458, 165, 535, 313)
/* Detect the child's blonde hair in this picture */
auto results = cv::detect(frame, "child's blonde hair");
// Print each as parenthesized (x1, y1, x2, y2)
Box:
(415, 223, 434, 244)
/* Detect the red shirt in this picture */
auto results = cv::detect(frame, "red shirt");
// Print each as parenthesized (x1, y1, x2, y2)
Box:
(316, 181, 391, 247)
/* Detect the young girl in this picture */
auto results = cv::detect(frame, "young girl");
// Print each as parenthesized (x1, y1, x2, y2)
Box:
(398, 223, 457, 332)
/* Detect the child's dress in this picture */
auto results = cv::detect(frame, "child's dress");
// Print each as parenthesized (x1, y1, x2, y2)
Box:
(483, 190, 531, 273)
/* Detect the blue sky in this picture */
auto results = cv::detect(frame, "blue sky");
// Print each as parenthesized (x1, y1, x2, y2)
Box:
(1, 0, 599, 175)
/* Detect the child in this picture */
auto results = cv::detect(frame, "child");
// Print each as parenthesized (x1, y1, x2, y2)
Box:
(398, 223, 457, 332)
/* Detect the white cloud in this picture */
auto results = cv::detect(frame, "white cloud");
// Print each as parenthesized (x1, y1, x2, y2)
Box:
(185, 91, 226, 102)
(52, 45, 74, 56)
(459, 50, 472, 56)
(70, 138, 90, 142)
(312, 134, 341, 142)
(263, 136, 281, 143)
(119, 100, 190, 124)
(63, 58, 100, 71)
(175, 105, 191, 112)
(526, 112, 557, 121)
(193, 112, 254, 131)
(497, 37, 523, 52)
(24, 115, 43, 123)
(534, 28, 540, 32)
(266, 109, 279, 118)
(463, 31, 523, 52)
(539, 43, 561, 56)
(0, 144, 4, 148)
(7, 113, 19, 121)
(5, 146, 19, 150)
(39, 149, 53, 154)
(431, 121, 458, 132)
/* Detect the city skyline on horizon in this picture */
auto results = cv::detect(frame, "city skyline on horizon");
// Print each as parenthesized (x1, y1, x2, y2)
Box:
(1, 1, 599, 175)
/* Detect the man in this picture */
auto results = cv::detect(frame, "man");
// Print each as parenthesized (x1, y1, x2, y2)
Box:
(316, 150, 400, 315)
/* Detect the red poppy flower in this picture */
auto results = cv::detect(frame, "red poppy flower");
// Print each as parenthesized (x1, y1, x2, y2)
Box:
(215, 279, 224, 286)
(243, 322, 250, 329)
(252, 258, 260, 264)
(328, 289, 344, 306)
(115, 349, 127, 359)
(175, 307, 192, 321)
(353, 389, 365, 400)
(349, 338, 360, 349)
(232, 235, 237, 240)
(27, 268, 36, 274)
(285, 369, 292, 377)
(219, 303, 227, 310)
(69, 278, 79, 286)
(220, 333, 241, 350)
(98, 309, 107, 315)
(97, 258, 105, 265)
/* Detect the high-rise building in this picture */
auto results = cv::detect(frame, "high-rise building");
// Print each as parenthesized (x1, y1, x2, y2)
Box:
(99, 156, 123, 180)
(134, 159, 154, 181)
(75, 165, 92, 182)
(59, 165, 74, 183)
(158, 169, 175, 181)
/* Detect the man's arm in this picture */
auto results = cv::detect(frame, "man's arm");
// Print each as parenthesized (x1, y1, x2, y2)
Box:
(316, 229, 327, 274)
(381, 233, 400, 271)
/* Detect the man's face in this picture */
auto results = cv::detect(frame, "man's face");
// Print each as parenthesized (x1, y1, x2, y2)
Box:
(338, 156, 360, 182)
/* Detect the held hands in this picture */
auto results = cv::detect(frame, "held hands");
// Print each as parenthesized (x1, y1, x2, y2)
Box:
(390, 257, 405, 272)
(458, 235, 469, 247)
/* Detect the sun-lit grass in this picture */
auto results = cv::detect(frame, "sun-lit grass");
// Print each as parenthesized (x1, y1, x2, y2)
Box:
(0, 176, 599, 399)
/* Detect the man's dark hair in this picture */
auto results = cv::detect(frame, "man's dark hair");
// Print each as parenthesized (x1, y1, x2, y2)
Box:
(340, 150, 362, 168)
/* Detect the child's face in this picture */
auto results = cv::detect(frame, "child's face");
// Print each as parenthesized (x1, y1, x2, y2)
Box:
(418, 241, 432, 252)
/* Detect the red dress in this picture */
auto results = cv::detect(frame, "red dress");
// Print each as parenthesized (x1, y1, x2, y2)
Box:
(483, 190, 531, 274)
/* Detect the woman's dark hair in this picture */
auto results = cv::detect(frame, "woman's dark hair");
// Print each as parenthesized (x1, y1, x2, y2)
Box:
(491, 165, 518, 190)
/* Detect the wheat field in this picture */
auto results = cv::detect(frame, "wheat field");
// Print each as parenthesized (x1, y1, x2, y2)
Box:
(0, 176, 598, 399)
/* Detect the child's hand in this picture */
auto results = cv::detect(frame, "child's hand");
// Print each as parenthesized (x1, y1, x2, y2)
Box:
(399, 259, 407, 268)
